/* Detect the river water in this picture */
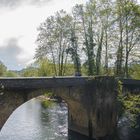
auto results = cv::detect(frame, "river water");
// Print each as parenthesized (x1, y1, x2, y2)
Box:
(0, 99, 68, 140)
(0, 98, 139, 140)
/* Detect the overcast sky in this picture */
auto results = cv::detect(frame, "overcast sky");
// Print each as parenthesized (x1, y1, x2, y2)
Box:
(0, 0, 86, 70)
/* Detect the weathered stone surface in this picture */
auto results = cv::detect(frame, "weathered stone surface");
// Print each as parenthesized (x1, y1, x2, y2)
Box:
(0, 91, 25, 129)
(0, 77, 88, 91)
(53, 76, 118, 139)
(121, 79, 140, 94)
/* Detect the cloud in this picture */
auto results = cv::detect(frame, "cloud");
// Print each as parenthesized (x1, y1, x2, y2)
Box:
(0, 0, 86, 70)
(0, 0, 51, 9)
(0, 38, 25, 70)
(29, 0, 51, 6)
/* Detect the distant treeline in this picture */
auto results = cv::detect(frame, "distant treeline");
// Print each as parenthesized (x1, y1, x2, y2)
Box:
(0, 58, 140, 79)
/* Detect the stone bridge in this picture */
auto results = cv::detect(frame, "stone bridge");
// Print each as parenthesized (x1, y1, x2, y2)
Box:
(0, 76, 139, 139)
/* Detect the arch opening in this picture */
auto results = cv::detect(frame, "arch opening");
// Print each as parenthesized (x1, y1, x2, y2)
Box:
(0, 95, 69, 140)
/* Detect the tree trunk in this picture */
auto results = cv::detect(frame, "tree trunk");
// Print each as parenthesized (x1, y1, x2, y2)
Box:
(116, 1, 124, 77)
(96, 28, 104, 75)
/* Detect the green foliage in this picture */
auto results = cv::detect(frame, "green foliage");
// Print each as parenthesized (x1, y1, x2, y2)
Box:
(4, 70, 18, 77)
(37, 59, 75, 76)
(0, 61, 18, 77)
(38, 59, 55, 76)
(44, 92, 54, 98)
(0, 61, 7, 76)
(123, 94, 140, 114)
(117, 80, 140, 128)
(117, 80, 125, 118)
(118, 92, 140, 128)
(35, 0, 140, 76)
(41, 100, 54, 108)
(22, 67, 38, 77)
(19, 60, 76, 77)
(129, 64, 140, 79)
(123, 94, 140, 127)
(36, 10, 73, 76)
(63, 63, 75, 76)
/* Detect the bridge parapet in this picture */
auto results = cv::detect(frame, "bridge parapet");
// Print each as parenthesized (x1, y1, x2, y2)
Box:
(121, 79, 140, 94)
(0, 77, 88, 91)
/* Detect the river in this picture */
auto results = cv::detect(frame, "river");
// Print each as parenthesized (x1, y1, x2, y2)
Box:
(0, 99, 68, 140)
(0, 98, 139, 140)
